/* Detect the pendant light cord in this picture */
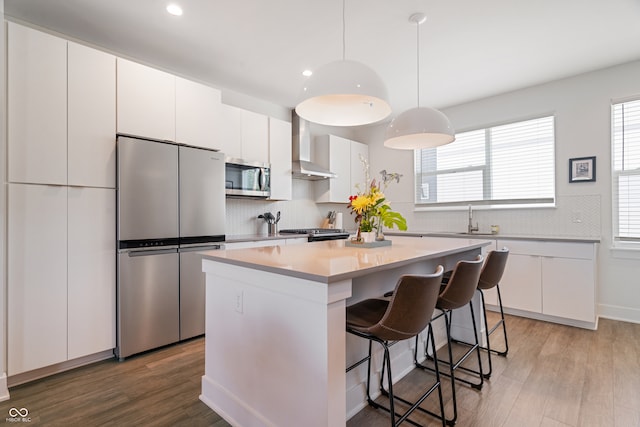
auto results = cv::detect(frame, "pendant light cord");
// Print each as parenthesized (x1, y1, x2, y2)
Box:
(342, 0, 346, 61)
(416, 18, 421, 108)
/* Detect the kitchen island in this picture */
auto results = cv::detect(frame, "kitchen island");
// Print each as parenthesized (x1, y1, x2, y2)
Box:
(199, 236, 491, 427)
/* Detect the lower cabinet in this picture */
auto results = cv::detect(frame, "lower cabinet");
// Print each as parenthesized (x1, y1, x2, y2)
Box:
(8, 184, 115, 375)
(496, 239, 597, 327)
(499, 253, 543, 313)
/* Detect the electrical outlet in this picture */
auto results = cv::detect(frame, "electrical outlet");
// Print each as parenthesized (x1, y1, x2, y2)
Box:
(235, 290, 243, 314)
(571, 211, 583, 223)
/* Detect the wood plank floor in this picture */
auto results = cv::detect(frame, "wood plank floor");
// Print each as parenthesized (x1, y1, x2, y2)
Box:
(1, 315, 639, 426)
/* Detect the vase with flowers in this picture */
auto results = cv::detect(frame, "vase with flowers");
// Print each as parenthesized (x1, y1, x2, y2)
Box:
(347, 156, 407, 243)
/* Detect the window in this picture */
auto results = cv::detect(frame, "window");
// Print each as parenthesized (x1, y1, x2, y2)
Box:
(415, 116, 555, 207)
(613, 99, 640, 241)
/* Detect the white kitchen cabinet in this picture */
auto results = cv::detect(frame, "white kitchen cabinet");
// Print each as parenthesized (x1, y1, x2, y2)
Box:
(268, 118, 292, 200)
(67, 187, 116, 360)
(176, 77, 222, 150)
(116, 58, 176, 141)
(213, 103, 242, 158)
(314, 135, 355, 203)
(350, 140, 369, 193)
(8, 184, 68, 375)
(499, 253, 542, 313)
(7, 22, 67, 185)
(68, 42, 116, 188)
(496, 239, 597, 327)
(212, 105, 269, 163)
(542, 253, 595, 323)
(242, 110, 269, 163)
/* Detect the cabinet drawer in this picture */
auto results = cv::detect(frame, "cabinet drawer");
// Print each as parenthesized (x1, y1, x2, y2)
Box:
(497, 239, 594, 259)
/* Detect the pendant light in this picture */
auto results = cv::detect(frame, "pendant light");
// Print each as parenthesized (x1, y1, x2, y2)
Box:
(295, 0, 391, 127)
(384, 13, 455, 149)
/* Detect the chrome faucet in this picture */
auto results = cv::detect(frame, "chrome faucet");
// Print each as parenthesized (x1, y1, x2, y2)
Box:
(468, 205, 479, 234)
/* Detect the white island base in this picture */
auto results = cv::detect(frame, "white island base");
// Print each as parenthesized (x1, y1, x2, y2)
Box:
(199, 236, 490, 427)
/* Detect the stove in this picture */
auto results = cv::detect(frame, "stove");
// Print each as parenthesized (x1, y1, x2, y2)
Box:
(279, 228, 351, 242)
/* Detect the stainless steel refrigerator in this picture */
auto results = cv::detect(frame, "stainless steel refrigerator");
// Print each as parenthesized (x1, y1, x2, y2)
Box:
(116, 135, 225, 359)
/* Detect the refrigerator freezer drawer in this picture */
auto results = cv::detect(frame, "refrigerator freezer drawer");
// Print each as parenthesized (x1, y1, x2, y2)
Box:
(117, 249, 179, 359)
(179, 249, 207, 340)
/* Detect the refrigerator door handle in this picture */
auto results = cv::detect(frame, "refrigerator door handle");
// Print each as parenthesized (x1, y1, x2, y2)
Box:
(127, 248, 178, 257)
(179, 245, 224, 253)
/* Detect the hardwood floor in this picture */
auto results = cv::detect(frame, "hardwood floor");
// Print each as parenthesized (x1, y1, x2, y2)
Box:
(1, 316, 639, 426)
(347, 315, 640, 427)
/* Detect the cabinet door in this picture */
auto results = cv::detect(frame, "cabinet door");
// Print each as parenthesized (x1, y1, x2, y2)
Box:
(116, 58, 175, 141)
(68, 187, 116, 359)
(542, 257, 595, 322)
(315, 135, 351, 203)
(213, 103, 242, 159)
(350, 140, 369, 194)
(268, 118, 292, 200)
(8, 184, 68, 375)
(176, 77, 221, 149)
(8, 23, 67, 185)
(499, 253, 542, 313)
(68, 42, 116, 188)
(242, 110, 269, 163)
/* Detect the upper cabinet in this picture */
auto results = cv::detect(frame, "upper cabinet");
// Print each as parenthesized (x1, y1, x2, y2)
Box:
(8, 22, 67, 185)
(116, 58, 176, 141)
(175, 76, 222, 150)
(268, 118, 292, 200)
(212, 103, 242, 158)
(212, 105, 269, 163)
(8, 23, 116, 188)
(68, 42, 116, 188)
(117, 59, 225, 151)
(314, 135, 368, 203)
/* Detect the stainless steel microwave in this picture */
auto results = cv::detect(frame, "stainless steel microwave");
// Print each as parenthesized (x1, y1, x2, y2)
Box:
(225, 158, 270, 198)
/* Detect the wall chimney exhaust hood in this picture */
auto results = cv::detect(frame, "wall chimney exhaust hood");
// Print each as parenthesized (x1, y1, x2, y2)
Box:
(291, 112, 337, 180)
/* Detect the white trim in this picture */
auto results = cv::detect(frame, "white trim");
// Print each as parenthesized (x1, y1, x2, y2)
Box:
(598, 304, 640, 325)
(610, 246, 640, 259)
(0, 373, 9, 402)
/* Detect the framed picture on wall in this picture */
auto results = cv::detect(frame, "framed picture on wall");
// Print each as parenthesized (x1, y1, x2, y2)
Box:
(569, 156, 596, 183)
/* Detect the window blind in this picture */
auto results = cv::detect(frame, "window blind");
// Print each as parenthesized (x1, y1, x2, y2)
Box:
(415, 116, 555, 207)
(613, 99, 640, 240)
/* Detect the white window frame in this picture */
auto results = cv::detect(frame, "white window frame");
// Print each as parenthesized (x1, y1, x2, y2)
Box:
(612, 98, 640, 245)
(414, 115, 556, 209)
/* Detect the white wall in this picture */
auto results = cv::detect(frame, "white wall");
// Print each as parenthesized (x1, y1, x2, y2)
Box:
(1, 0, 10, 402)
(358, 60, 640, 324)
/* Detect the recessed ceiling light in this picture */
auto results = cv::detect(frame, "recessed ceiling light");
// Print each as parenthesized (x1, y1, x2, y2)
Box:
(166, 4, 183, 16)
(302, 70, 313, 77)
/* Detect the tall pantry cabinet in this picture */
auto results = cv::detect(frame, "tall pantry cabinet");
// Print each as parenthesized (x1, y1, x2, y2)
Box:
(6, 22, 116, 375)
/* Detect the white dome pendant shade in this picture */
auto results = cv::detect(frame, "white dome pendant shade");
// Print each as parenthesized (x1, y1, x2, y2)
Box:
(384, 107, 454, 149)
(384, 13, 455, 149)
(295, 0, 391, 127)
(295, 59, 391, 127)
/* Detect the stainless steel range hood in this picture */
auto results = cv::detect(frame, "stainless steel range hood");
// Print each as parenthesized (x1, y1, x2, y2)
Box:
(291, 112, 336, 180)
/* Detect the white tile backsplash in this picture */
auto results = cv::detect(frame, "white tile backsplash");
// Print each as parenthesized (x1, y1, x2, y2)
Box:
(226, 180, 601, 238)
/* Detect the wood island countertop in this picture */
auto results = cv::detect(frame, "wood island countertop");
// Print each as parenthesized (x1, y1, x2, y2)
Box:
(201, 235, 491, 283)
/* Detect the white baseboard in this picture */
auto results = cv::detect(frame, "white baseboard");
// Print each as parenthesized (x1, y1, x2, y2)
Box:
(598, 304, 640, 324)
(0, 373, 9, 402)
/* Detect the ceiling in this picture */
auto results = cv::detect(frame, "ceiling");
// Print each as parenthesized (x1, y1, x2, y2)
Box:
(5, 0, 640, 123)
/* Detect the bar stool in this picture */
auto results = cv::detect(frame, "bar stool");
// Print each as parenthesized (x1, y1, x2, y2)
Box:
(346, 266, 446, 427)
(476, 248, 510, 377)
(416, 256, 484, 426)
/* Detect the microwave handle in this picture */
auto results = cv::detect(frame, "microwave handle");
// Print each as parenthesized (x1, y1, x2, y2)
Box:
(259, 167, 267, 191)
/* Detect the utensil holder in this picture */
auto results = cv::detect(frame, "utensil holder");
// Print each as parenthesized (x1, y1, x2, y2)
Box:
(268, 223, 278, 236)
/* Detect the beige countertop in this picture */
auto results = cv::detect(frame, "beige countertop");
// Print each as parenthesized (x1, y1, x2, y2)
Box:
(202, 235, 491, 283)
